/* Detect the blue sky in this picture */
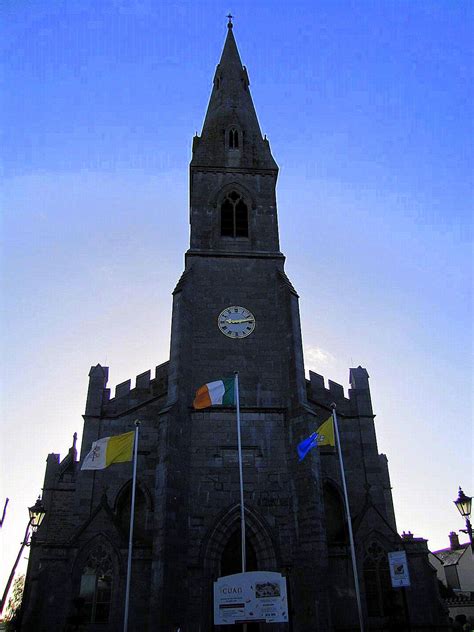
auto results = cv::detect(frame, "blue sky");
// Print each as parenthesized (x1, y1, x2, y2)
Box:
(1, 0, 473, 600)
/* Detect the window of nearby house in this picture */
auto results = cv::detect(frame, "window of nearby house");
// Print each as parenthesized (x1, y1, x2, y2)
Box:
(221, 191, 248, 238)
(445, 565, 461, 589)
(79, 545, 113, 624)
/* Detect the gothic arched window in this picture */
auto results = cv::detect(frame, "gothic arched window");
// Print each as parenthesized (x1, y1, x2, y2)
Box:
(363, 541, 400, 618)
(323, 483, 348, 545)
(117, 484, 149, 542)
(221, 191, 248, 238)
(228, 128, 239, 149)
(79, 544, 113, 624)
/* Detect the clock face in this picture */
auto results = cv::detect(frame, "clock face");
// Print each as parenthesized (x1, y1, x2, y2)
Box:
(218, 306, 256, 339)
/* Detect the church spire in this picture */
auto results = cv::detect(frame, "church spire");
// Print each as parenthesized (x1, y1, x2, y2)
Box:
(191, 21, 278, 171)
(188, 20, 281, 256)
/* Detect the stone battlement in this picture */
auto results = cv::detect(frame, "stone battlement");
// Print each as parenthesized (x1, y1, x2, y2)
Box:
(306, 366, 373, 416)
(85, 361, 169, 417)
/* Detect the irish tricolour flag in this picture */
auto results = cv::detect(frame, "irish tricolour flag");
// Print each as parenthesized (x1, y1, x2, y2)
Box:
(81, 431, 135, 470)
(193, 378, 235, 409)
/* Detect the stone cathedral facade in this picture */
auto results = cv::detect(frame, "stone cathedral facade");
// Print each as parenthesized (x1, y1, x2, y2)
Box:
(21, 22, 448, 632)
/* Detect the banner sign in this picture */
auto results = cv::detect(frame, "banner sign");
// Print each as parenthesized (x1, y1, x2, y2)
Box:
(214, 571, 289, 624)
(388, 550, 411, 587)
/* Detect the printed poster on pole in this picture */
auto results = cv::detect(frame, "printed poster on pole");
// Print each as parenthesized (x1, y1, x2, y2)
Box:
(388, 550, 411, 587)
(214, 571, 289, 624)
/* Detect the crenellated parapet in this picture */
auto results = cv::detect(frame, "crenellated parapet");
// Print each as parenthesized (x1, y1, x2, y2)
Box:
(84, 361, 169, 418)
(306, 365, 374, 417)
(307, 370, 349, 411)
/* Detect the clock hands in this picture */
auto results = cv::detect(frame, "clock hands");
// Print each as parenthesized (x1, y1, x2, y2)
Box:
(225, 318, 255, 325)
(218, 306, 256, 338)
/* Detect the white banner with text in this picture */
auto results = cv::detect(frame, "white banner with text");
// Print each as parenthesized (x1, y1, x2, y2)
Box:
(214, 571, 289, 624)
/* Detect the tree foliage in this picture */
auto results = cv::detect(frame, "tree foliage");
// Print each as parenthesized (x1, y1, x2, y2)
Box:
(3, 574, 25, 631)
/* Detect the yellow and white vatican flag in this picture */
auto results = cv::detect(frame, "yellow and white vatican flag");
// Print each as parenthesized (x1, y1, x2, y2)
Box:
(82, 422, 141, 632)
(81, 431, 134, 470)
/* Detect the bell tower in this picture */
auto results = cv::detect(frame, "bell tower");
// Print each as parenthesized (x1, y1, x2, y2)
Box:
(189, 18, 280, 256)
(156, 21, 329, 630)
(159, 19, 330, 629)
(166, 19, 308, 411)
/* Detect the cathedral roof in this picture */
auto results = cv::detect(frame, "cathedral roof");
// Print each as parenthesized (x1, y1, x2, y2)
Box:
(191, 20, 278, 171)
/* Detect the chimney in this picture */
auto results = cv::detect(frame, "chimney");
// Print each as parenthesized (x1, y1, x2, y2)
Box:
(449, 531, 460, 550)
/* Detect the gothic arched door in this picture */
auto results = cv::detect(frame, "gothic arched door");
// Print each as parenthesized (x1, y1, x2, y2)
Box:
(216, 529, 260, 632)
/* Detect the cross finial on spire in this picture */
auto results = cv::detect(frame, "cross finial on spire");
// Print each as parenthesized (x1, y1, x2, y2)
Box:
(227, 13, 233, 29)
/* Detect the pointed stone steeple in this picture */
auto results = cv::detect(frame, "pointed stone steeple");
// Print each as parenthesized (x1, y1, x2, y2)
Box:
(188, 20, 281, 256)
(191, 21, 278, 171)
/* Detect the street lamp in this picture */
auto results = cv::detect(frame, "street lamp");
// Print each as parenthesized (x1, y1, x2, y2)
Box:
(453, 487, 473, 551)
(0, 495, 46, 614)
(28, 496, 47, 531)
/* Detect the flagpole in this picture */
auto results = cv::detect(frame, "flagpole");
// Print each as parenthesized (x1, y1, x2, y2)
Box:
(123, 420, 140, 632)
(331, 404, 365, 632)
(235, 372, 246, 573)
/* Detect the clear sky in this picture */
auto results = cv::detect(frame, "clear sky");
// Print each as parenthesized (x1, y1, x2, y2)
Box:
(1, 0, 473, 602)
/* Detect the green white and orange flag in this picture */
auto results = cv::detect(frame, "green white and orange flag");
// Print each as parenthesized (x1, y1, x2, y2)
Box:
(81, 431, 135, 470)
(193, 378, 235, 409)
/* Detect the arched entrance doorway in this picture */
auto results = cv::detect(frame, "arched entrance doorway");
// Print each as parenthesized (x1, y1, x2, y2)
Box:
(217, 529, 259, 632)
(202, 505, 279, 632)
(221, 529, 258, 576)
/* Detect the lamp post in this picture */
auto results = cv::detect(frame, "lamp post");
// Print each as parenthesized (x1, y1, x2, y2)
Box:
(0, 495, 46, 614)
(453, 487, 473, 552)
